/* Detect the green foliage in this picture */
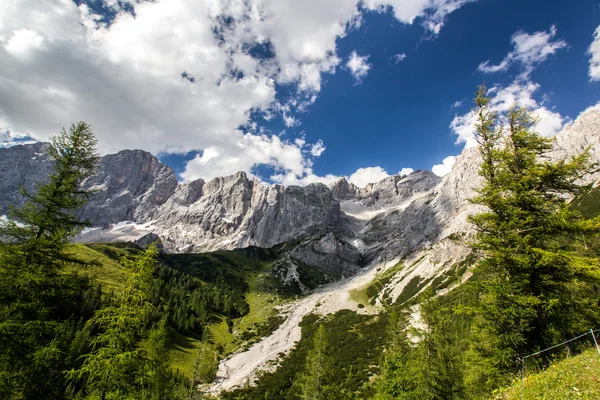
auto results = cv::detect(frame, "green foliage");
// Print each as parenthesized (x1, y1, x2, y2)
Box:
(225, 310, 389, 400)
(375, 293, 468, 400)
(67, 245, 159, 399)
(374, 310, 420, 400)
(493, 347, 600, 399)
(572, 186, 600, 219)
(295, 324, 335, 400)
(0, 122, 99, 399)
(466, 85, 600, 389)
(416, 292, 467, 399)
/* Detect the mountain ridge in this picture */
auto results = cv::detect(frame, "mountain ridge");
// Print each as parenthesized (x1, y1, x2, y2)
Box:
(1, 106, 599, 292)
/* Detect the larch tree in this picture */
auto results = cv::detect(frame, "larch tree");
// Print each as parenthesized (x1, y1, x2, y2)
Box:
(0, 122, 99, 399)
(67, 245, 159, 399)
(467, 85, 600, 386)
(296, 324, 334, 400)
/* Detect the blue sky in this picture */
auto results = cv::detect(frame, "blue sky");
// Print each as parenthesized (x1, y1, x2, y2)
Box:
(2, 0, 600, 187)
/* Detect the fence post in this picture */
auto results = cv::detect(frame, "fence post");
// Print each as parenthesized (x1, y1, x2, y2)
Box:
(520, 355, 525, 400)
(592, 329, 600, 356)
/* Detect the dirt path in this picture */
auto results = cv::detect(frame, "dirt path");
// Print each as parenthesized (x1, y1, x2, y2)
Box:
(207, 257, 397, 394)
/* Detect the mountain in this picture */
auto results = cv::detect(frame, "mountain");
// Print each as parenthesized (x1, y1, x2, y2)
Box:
(1, 106, 599, 293)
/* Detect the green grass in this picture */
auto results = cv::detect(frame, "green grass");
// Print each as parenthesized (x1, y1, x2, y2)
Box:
(67, 244, 131, 290)
(349, 261, 406, 306)
(167, 330, 203, 376)
(207, 318, 238, 356)
(235, 274, 284, 342)
(493, 348, 600, 399)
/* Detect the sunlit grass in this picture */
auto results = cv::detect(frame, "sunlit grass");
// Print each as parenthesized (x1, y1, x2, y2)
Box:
(493, 348, 600, 399)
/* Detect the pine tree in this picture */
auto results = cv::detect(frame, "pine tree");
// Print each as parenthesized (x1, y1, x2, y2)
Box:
(68, 245, 158, 399)
(142, 317, 179, 400)
(417, 295, 466, 400)
(0, 122, 99, 399)
(375, 310, 420, 400)
(296, 324, 334, 400)
(468, 86, 600, 384)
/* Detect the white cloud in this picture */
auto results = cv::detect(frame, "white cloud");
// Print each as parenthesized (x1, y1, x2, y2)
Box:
(346, 51, 371, 81)
(588, 25, 600, 81)
(4, 29, 46, 59)
(181, 132, 308, 182)
(450, 80, 568, 148)
(364, 0, 476, 34)
(399, 167, 414, 176)
(452, 98, 465, 108)
(478, 25, 567, 77)
(0, 0, 474, 184)
(270, 171, 340, 186)
(392, 53, 407, 64)
(432, 156, 456, 177)
(348, 166, 389, 187)
(310, 140, 326, 157)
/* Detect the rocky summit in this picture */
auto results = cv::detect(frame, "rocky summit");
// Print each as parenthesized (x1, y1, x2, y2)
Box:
(1, 106, 599, 291)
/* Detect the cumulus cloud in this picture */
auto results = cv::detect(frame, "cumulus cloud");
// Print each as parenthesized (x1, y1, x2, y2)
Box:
(346, 51, 371, 81)
(478, 25, 567, 77)
(180, 133, 329, 182)
(270, 171, 341, 186)
(0, 0, 474, 184)
(348, 166, 389, 187)
(432, 156, 456, 177)
(392, 53, 407, 64)
(364, 0, 477, 34)
(450, 80, 568, 148)
(399, 167, 414, 176)
(588, 25, 600, 81)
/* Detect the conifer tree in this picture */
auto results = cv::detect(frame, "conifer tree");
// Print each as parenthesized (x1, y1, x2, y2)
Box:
(296, 324, 334, 400)
(375, 310, 420, 400)
(0, 122, 99, 399)
(143, 317, 181, 400)
(68, 245, 159, 399)
(468, 85, 600, 384)
(416, 295, 466, 400)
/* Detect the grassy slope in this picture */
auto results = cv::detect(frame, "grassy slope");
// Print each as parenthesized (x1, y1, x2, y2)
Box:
(494, 348, 600, 399)
(68, 243, 133, 290)
(70, 242, 286, 376)
(161, 248, 287, 357)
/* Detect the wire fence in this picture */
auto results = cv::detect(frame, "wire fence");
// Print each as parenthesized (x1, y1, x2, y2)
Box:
(519, 328, 600, 399)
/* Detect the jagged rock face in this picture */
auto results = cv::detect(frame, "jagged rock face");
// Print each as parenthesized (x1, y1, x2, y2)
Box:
(0, 145, 178, 227)
(288, 233, 363, 278)
(156, 172, 342, 253)
(551, 108, 600, 184)
(81, 150, 178, 227)
(0, 142, 53, 217)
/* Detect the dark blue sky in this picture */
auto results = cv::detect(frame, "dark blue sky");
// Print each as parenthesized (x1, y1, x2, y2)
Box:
(290, 0, 599, 177)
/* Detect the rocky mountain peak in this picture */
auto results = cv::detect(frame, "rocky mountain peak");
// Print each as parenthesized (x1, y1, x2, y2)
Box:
(329, 177, 358, 200)
(1, 105, 598, 285)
